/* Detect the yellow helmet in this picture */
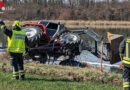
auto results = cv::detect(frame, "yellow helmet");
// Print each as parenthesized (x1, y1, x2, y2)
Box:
(12, 20, 22, 29)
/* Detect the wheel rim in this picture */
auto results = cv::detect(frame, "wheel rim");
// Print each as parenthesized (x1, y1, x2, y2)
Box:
(23, 28, 37, 38)
(60, 33, 79, 43)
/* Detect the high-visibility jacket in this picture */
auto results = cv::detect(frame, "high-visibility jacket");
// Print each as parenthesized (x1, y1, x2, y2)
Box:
(123, 38, 130, 64)
(7, 30, 26, 53)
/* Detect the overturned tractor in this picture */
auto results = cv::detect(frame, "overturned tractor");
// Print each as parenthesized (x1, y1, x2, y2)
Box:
(22, 21, 83, 66)
(22, 20, 123, 66)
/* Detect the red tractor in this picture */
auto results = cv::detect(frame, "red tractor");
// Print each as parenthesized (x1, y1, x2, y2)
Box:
(22, 21, 82, 66)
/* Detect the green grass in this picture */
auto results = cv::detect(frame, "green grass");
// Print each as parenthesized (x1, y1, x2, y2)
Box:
(0, 71, 122, 90)
(0, 58, 122, 86)
(0, 55, 123, 89)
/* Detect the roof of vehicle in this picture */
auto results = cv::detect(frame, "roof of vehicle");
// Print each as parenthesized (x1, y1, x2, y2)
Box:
(38, 20, 64, 25)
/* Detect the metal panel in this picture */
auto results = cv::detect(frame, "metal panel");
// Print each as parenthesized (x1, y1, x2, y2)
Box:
(107, 33, 124, 64)
(68, 28, 103, 42)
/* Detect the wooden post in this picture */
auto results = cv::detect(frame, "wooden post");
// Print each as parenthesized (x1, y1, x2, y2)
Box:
(100, 40, 103, 72)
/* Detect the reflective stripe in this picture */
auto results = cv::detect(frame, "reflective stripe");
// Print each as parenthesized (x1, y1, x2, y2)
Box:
(123, 38, 130, 64)
(126, 39, 130, 43)
(8, 47, 25, 53)
(13, 75, 19, 77)
(123, 82, 130, 85)
(12, 72, 19, 77)
(19, 73, 24, 75)
(0, 25, 5, 29)
(14, 34, 25, 40)
(123, 82, 130, 87)
(123, 85, 130, 87)
(13, 72, 19, 74)
(123, 60, 130, 64)
(19, 70, 24, 75)
(126, 42, 129, 58)
(19, 70, 24, 73)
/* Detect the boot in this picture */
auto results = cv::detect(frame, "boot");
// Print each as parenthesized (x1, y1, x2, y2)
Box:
(19, 75, 25, 80)
(12, 76, 19, 80)
(12, 71, 19, 80)
(19, 70, 25, 80)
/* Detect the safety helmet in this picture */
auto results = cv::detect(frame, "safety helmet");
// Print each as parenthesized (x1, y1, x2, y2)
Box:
(12, 20, 22, 30)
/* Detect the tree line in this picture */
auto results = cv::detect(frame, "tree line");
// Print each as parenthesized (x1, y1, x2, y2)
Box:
(1, 0, 130, 21)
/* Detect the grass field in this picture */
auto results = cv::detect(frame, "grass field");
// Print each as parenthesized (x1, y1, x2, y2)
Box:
(0, 53, 122, 86)
(0, 71, 122, 90)
(0, 53, 123, 90)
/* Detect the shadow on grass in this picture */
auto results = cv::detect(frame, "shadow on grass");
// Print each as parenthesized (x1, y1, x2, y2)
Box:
(24, 77, 72, 82)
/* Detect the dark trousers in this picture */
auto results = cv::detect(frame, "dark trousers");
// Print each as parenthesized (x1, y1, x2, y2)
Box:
(123, 64, 130, 90)
(10, 52, 24, 73)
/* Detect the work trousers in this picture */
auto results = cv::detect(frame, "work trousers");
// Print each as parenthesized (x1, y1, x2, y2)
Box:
(9, 52, 24, 77)
(123, 64, 130, 90)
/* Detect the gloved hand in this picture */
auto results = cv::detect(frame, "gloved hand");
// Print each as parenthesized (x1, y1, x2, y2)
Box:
(0, 19, 5, 26)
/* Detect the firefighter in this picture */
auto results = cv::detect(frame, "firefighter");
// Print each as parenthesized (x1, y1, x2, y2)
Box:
(0, 19, 28, 80)
(119, 38, 130, 90)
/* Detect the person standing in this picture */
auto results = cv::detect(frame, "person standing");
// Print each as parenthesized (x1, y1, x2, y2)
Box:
(0, 19, 28, 80)
(119, 38, 130, 90)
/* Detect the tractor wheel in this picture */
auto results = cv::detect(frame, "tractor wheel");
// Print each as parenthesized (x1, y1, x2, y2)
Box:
(59, 32, 81, 45)
(22, 26, 44, 47)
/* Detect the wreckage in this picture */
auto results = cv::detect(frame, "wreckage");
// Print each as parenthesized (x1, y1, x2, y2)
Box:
(21, 20, 123, 66)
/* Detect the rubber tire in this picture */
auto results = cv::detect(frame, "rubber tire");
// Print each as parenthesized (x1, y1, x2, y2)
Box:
(59, 32, 81, 45)
(22, 26, 43, 47)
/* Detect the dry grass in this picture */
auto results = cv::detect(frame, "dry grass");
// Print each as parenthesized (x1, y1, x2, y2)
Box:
(4, 20, 130, 29)
(0, 52, 10, 61)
